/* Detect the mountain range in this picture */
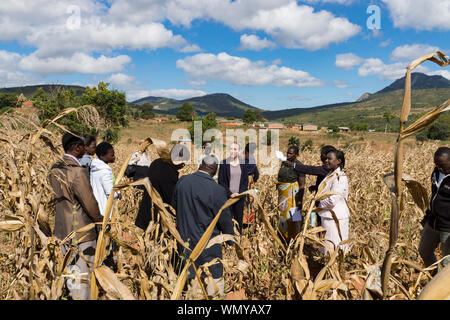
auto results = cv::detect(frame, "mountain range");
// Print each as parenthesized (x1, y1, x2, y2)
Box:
(2, 73, 450, 130)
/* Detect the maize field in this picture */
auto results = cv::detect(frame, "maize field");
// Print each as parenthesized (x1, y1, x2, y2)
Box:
(0, 51, 449, 300)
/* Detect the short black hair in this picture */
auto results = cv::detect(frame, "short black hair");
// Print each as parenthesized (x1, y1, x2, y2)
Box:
(84, 134, 96, 146)
(435, 147, 450, 159)
(96, 142, 114, 158)
(321, 145, 336, 156)
(288, 145, 300, 155)
(62, 132, 84, 152)
(327, 149, 345, 169)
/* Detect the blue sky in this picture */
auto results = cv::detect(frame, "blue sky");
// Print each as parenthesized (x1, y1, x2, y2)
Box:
(0, 0, 449, 111)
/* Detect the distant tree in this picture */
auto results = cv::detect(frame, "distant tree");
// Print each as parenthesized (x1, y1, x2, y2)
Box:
(328, 125, 339, 133)
(242, 109, 257, 124)
(416, 121, 450, 142)
(140, 102, 155, 119)
(254, 109, 264, 122)
(33, 87, 91, 133)
(205, 112, 216, 122)
(102, 126, 120, 144)
(177, 102, 195, 121)
(188, 116, 217, 143)
(82, 82, 128, 127)
(288, 136, 300, 147)
(302, 139, 313, 151)
(383, 109, 396, 133)
(0, 93, 18, 109)
(284, 120, 295, 127)
(355, 123, 369, 131)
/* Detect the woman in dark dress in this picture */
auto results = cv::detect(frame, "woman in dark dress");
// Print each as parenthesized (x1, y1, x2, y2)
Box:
(135, 144, 188, 231)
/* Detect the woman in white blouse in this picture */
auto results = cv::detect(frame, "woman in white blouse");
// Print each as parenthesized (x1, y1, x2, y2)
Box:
(317, 149, 350, 254)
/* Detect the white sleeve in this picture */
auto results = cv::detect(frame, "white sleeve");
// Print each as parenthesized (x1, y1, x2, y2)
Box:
(320, 176, 348, 209)
(100, 171, 118, 199)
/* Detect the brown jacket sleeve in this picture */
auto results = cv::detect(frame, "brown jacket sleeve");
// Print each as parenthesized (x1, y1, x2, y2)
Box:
(73, 168, 103, 223)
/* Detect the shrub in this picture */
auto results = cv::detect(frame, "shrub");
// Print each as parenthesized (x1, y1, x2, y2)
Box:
(302, 139, 313, 151)
(288, 136, 300, 147)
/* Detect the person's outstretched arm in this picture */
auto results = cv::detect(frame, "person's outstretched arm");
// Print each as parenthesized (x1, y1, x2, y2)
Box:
(284, 161, 328, 177)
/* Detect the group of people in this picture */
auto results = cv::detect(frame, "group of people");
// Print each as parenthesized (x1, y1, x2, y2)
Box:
(48, 130, 450, 300)
(279, 145, 350, 253)
(49, 132, 120, 300)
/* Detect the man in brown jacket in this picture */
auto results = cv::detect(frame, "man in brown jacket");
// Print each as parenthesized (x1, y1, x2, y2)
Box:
(49, 132, 103, 300)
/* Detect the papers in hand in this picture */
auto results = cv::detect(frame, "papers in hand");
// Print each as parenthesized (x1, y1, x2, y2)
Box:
(276, 151, 287, 162)
(292, 208, 303, 222)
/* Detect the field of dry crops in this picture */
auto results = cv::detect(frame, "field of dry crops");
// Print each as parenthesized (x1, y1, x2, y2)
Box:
(0, 107, 448, 300)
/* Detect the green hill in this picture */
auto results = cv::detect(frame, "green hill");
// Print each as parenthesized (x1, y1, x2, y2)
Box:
(264, 88, 450, 131)
(0, 84, 86, 97)
(132, 93, 259, 118)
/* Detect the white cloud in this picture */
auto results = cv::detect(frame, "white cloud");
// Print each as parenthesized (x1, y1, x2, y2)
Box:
(333, 80, 348, 88)
(189, 80, 207, 87)
(391, 44, 440, 61)
(302, 0, 356, 4)
(358, 58, 430, 80)
(109, 0, 361, 51)
(0, 0, 361, 56)
(379, 39, 393, 48)
(180, 44, 202, 53)
(126, 90, 153, 102)
(335, 53, 364, 70)
(0, 0, 196, 58)
(125, 88, 208, 102)
(0, 50, 22, 71)
(0, 50, 42, 87)
(427, 70, 450, 80)
(18, 52, 131, 75)
(382, 0, 450, 31)
(30, 22, 189, 58)
(148, 89, 207, 100)
(239, 34, 276, 51)
(107, 73, 135, 89)
(234, 2, 361, 50)
(177, 52, 324, 87)
(0, 71, 41, 88)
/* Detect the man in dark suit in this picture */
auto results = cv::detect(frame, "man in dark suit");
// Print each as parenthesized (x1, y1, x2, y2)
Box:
(172, 154, 234, 298)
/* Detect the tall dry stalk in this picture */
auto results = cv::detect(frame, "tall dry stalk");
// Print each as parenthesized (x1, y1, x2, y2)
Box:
(380, 51, 450, 298)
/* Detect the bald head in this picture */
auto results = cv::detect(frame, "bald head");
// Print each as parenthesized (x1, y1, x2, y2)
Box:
(199, 154, 219, 176)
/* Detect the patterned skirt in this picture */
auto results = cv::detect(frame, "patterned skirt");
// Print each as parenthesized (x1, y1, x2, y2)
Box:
(277, 181, 300, 241)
